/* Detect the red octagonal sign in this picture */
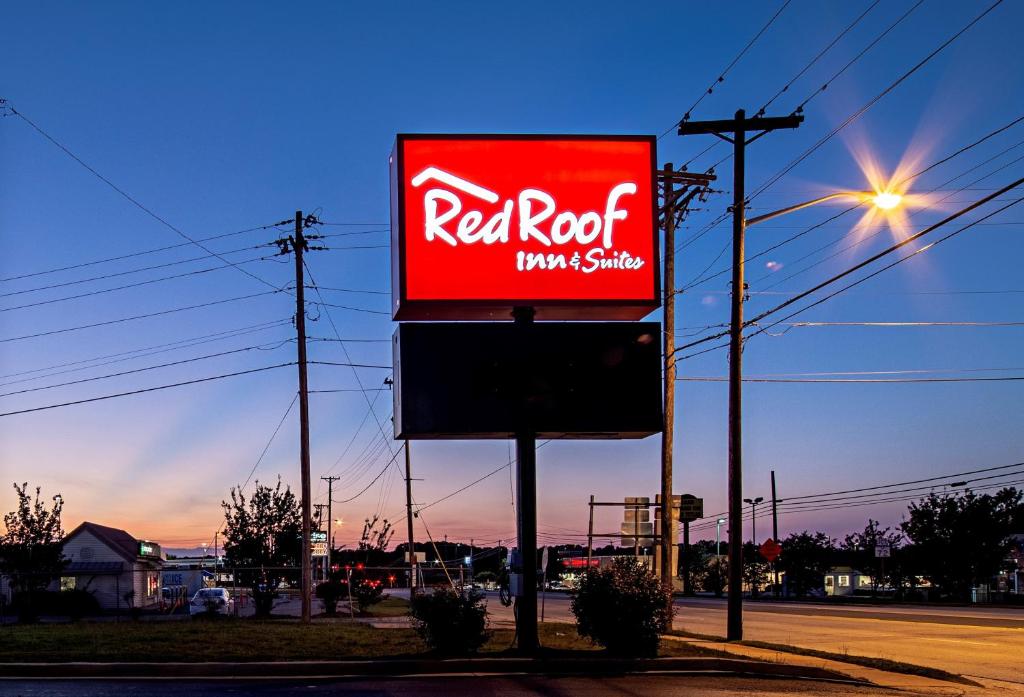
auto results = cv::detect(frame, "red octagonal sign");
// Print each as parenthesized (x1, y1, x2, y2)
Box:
(390, 134, 659, 321)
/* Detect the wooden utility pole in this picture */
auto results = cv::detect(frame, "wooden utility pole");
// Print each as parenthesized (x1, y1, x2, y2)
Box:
(321, 475, 340, 571)
(678, 110, 802, 641)
(586, 495, 595, 567)
(657, 165, 716, 589)
(292, 209, 313, 624)
(660, 162, 676, 589)
(771, 469, 780, 597)
(404, 441, 417, 592)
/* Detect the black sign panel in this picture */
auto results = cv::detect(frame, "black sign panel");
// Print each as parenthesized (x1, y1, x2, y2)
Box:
(393, 322, 663, 439)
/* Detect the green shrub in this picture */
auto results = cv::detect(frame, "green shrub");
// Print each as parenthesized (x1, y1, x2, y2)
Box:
(315, 580, 345, 616)
(352, 578, 385, 612)
(409, 587, 489, 655)
(570, 557, 674, 656)
(58, 589, 100, 620)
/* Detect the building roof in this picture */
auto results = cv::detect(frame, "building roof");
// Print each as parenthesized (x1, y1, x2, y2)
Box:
(827, 566, 865, 574)
(65, 561, 125, 575)
(65, 521, 139, 562)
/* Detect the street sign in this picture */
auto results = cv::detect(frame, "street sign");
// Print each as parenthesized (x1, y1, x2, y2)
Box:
(759, 538, 782, 563)
(875, 542, 892, 558)
(311, 542, 328, 558)
(678, 494, 704, 523)
(390, 134, 659, 321)
(541, 547, 549, 572)
(405, 551, 427, 563)
(311, 531, 327, 543)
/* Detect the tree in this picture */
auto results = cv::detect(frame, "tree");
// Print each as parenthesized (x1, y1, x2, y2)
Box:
(0, 483, 67, 622)
(221, 478, 301, 616)
(901, 488, 1024, 601)
(775, 531, 834, 598)
(842, 519, 903, 595)
(358, 515, 394, 554)
(741, 541, 770, 596)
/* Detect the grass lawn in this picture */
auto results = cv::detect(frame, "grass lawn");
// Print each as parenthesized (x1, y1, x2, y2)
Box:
(1, 619, 731, 663)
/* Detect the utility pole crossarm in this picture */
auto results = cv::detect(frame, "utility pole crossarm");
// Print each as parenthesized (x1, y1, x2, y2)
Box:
(678, 114, 804, 137)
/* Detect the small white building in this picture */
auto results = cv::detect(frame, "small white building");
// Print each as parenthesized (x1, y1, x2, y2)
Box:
(57, 522, 164, 610)
(823, 566, 873, 596)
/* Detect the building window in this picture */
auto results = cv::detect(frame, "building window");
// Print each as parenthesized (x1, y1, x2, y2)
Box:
(838, 575, 850, 588)
(824, 576, 834, 587)
(60, 576, 76, 592)
(858, 575, 873, 588)
(146, 573, 159, 597)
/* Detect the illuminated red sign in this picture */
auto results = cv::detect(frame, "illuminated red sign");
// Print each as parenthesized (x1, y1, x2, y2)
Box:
(390, 135, 659, 320)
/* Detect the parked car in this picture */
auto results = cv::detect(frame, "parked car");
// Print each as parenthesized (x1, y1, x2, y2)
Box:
(189, 587, 233, 615)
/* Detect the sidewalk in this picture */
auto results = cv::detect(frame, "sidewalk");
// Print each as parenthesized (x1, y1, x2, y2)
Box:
(664, 635, 1024, 695)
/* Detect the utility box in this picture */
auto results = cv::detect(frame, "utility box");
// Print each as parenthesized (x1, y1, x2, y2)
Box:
(393, 322, 662, 439)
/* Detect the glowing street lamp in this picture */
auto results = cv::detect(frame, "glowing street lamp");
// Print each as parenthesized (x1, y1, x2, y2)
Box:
(746, 190, 904, 227)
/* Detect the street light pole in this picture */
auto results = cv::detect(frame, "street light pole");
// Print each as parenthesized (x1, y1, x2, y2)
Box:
(678, 109, 803, 642)
(744, 495, 764, 598)
(716, 518, 725, 556)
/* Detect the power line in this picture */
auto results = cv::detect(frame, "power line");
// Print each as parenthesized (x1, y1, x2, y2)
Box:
(678, 375, 1024, 384)
(0, 289, 288, 344)
(0, 319, 289, 384)
(0, 340, 294, 398)
(308, 301, 390, 315)
(676, 111, 1024, 274)
(661, 0, 793, 137)
(790, 0, 924, 114)
(755, 0, 882, 117)
(750, 0, 1006, 201)
(0, 254, 277, 313)
(332, 443, 406, 505)
(0, 363, 295, 418)
(203, 392, 300, 562)
(6, 103, 284, 291)
(751, 137, 1024, 291)
(674, 177, 1024, 356)
(744, 186, 1024, 343)
(0, 244, 271, 297)
(308, 286, 389, 295)
(0, 222, 288, 283)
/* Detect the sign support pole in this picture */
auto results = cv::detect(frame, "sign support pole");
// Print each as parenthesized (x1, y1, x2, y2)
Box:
(405, 441, 417, 593)
(513, 306, 539, 655)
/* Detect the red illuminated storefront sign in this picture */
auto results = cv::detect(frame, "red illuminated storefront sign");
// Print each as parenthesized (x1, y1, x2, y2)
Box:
(561, 557, 600, 568)
(390, 134, 659, 320)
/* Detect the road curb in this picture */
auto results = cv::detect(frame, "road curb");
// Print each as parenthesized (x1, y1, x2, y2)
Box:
(0, 657, 859, 683)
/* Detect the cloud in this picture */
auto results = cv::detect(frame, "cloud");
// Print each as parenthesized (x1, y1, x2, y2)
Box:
(701, 295, 718, 307)
(765, 260, 783, 272)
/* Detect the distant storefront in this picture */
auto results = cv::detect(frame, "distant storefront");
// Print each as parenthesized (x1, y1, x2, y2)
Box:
(57, 521, 164, 610)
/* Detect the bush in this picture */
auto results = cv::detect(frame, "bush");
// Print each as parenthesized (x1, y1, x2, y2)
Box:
(58, 589, 100, 620)
(315, 580, 345, 616)
(409, 587, 489, 655)
(352, 578, 385, 612)
(570, 557, 674, 656)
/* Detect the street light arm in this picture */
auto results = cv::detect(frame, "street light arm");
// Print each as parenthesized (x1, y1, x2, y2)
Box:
(746, 191, 870, 227)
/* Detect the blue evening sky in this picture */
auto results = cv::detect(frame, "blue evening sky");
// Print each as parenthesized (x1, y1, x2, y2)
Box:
(1, 1, 1021, 550)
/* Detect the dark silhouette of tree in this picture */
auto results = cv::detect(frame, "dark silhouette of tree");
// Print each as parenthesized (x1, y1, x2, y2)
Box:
(775, 531, 834, 598)
(842, 519, 903, 595)
(0, 483, 67, 622)
(220, 477, 301, 616)
(900, 488, 1023, 601)
(358, 515, 394, 554)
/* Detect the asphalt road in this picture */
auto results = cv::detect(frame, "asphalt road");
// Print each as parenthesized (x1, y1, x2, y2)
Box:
(0, 676, 895, 697)
(482, 592, 1024, 686)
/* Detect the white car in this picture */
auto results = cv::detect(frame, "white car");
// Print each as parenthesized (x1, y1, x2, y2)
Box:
(189, 587, 233, 615)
